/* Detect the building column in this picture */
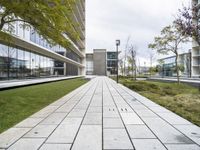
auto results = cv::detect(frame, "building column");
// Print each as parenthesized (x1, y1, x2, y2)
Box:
(64, 51, 67, 76)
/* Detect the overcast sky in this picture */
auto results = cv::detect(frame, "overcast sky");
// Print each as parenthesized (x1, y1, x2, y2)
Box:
(86, 0, 191, 66)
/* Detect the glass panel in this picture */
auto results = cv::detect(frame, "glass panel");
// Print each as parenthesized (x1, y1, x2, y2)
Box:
(30, 28, 36, 43)
(24, 51, 31, 78)
(18, 22, 24, 39)
(40, 56, 44, 76)
(0, 44, 8, 80)
(35, 54, 40, 77)
(30, 52, 35, 77)
(107, 52, 117, 59)
(8, 47, 17, 79)
(18, 49, 25, 78)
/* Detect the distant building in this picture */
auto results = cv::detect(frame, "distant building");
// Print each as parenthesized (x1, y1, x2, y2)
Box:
(158, 53, 191, 77)
(107, 51, 118, 75)
(86, 49, 118, 76)
(86, 53, 93, 75)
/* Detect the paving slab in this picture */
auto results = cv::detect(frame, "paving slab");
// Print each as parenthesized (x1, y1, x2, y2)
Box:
(55, 102, 76, 113)
(46, 118, 82, 144)
(71, 125, 102, 150)
(87, 106, 102, 113)
(148, 106, 172, 113)
(103, 107, 120, 118)
(157, 112, 192, 125)
(67, 109, 86, 117)
(121, 112, 144, 125)
(0, 128, 30, 148)
(24, 124, 57, 138)
(7, 138, 45, 150)
(31, 106, 59, 118)
(83, 112, 102, 125)
(132, 139, 167, 150)
(103, 117, 124, 128)
(134, 109, 158, 117)
(39, 144, 71, 150)
(165, 144, 200, 150)
(128, 104, 148, 110)
(142, 117, 194, 144)
(126, 125, 156, 139)
(103, 128, 134, 149)
(174, 125, 200, 145)
(15, 117, 43, 128)
(40, 113, 67, 125)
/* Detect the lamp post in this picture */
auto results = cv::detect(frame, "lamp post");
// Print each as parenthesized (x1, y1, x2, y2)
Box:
(116, 39, 120, 83)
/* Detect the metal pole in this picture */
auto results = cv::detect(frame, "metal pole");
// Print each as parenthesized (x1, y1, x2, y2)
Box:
(117, 44, 119, 83)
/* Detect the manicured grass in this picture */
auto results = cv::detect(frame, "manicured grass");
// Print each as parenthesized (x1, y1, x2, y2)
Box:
(0, 78, 87, 133)
(118, 77, 200, 127)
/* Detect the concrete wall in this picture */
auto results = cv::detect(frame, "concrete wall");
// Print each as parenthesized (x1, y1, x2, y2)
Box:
(93, 49, 107, 75)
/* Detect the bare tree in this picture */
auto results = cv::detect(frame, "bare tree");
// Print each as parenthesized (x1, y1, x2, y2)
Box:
(119, 59, 124, 75)
(124, 36, 131, 76)
(128, 45, 137, 80)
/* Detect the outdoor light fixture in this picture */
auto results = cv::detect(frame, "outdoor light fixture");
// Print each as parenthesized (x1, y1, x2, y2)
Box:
(116, 39, 120, 83)
(116, 40, 120, 46)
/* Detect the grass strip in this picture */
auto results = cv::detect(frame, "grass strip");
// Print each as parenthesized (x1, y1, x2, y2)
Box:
(117, 77, 200, 127)
(0, 78, 87, 133)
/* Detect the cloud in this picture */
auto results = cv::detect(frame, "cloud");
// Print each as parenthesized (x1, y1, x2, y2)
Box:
(86, 0, 191, 66)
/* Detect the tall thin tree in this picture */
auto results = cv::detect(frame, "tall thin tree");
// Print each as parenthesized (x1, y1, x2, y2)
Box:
(148, 24, 189, 84)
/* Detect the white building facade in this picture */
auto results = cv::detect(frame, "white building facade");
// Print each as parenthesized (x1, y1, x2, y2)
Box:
(192, 0, 200, 77)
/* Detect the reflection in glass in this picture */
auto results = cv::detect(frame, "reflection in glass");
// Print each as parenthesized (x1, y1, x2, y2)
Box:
(0, 42, 79, 80)
(18, 49, 25, 78)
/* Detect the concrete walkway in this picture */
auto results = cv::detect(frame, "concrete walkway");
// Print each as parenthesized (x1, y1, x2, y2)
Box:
(149, 77, 200, 87)
(0, 76, 83, 90)
(0, 77, 200, 150)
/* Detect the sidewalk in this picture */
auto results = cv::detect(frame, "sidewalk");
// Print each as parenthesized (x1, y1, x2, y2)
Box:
(0, 77, 199, 150)
(149, 77, 200, 87)
(0, 76, 83, 90)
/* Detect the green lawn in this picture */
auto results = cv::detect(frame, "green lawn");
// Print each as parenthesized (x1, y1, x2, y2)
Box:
(118, 77, 200, 127)
(0, 78, 87, 133)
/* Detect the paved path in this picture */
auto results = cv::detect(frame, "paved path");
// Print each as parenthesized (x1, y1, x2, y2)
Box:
(149, 77, 200, 87)
(0, 76, 83, 90)
(0, 77, 200, 150)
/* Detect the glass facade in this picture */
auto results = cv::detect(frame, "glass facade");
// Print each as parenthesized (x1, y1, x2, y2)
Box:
(0, 0, 85, 81)
(107, 52, 117, 60)
(0, 43, 69, 80)
(0, 25, 81, 80)
(107, 52, 117, 75)
(159, 54, 191, 77)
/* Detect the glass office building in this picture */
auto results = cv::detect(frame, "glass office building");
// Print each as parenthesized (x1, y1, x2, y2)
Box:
(159, 53, 191, 77)
(107, 52, 117, 75)
(0, 0, 85, 80)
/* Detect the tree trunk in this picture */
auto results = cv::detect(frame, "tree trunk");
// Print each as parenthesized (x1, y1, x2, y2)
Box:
(0, 19, 5, 30)
(124, 57, 126, 76)
(134, 63, 137, 80)
(0, 12, 7, 31)
(132, 61, 134, 80)
(175, 54, 180, 84)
